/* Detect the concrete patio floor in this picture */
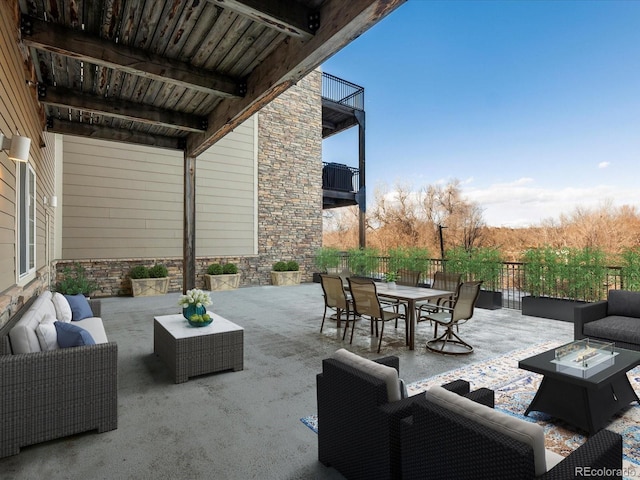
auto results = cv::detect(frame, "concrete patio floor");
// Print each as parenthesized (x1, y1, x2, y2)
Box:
(1, 283, 573, 479)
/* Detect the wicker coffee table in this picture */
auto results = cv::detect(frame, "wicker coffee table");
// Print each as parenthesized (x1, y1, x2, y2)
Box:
(154, 313, 244, 383)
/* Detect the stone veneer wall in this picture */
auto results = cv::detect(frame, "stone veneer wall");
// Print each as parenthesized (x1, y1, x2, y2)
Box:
(47, 71, 324, 297)
(256, 70, 323, 283)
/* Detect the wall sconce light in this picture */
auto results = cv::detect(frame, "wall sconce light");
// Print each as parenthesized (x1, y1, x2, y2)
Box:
(43, 195, 58, 208)
(0, 133, 31, 162)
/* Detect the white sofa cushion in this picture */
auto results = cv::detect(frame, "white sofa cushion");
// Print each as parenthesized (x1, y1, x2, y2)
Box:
(10, 291, 55, 353)
(52, 292, 72, 322)
(35, 314, 60, 351)
(427, 385, 548, 476)
(72, 317, 108, 344)
(332, 348, 401, 402)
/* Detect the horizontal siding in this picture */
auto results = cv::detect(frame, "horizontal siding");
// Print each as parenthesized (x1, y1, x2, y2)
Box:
(62, 117, 257, 259)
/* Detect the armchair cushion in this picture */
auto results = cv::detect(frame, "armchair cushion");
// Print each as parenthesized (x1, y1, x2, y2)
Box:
(331, 348, 402, 402)
(426, 386, 548, 476)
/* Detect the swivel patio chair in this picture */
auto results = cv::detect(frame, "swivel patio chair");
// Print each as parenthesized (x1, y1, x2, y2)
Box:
(348, 277, 405, 353)
(320, 274, 354, 340)
(423, 281, 482, 355)
(416, 271, 462, 326)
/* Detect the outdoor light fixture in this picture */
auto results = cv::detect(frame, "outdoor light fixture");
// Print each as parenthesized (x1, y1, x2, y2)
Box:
(0, 133, 31, 162)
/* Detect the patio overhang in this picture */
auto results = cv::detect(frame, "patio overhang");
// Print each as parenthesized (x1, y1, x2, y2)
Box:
(15, 0, 406, 289)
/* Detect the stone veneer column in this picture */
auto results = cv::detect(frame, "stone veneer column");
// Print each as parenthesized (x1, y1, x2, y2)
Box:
(257, 70, 323, 284)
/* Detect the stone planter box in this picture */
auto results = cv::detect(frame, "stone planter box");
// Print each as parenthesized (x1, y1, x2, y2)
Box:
(476, 290, 502, 310)
(131, 277, 169, 297)
(205, 273, 240, 291)
(271, 271, 302, 286)
(521, 296, 586, 322)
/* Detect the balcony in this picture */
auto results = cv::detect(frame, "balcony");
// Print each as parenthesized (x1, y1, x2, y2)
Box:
(322, 73, 365, 210)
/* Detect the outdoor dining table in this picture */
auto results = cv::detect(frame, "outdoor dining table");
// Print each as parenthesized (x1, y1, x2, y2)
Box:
(375, 284, 455, 350)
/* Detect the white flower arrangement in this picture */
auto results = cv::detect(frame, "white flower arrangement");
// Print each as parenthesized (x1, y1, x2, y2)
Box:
(178, 288, 212, 308)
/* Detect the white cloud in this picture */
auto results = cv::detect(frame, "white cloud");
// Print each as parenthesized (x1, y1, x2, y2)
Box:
(598, 162, 610, 169)
(462, 180, 640, 228)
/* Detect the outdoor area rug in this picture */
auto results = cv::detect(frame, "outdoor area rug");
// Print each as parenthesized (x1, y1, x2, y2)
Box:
(301, 342, 640, 477)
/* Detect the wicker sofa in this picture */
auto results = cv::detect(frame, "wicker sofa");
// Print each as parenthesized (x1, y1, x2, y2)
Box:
(0, 291, 118, 458)
(317, 349, 493, 480)
(574, 289, 640, 351)
(400, 387, 623, 479)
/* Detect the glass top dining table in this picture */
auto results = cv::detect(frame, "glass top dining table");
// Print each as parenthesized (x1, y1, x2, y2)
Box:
(373, 284, 455, 350)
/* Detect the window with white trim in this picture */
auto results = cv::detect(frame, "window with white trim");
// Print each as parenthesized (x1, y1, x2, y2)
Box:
(18, 162, 35, 278)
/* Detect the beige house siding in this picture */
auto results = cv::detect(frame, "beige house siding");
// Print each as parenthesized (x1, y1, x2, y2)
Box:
(0, 2, 57, 327)
(61, 117, 257, 260)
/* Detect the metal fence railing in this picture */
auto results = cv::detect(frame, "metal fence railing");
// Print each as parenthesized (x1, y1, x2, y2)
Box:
(322, 72, 364, 110)
(311, 255, 627, 311)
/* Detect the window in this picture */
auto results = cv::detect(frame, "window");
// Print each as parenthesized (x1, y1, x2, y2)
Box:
(18, 162, 35, 278)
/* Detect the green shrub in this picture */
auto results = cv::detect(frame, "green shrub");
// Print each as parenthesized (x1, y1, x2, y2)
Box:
(223, 263, 238, 274)
(148, 263, 168, 278)
(55, 263, 99, 295)
(273, 261, 287, 272)
(207, 263, 224, 275)
(286, 261, 299, 272)
(129, 265, 150, 279)
(620, 247, 640, 291)
(314, 247, 341, 271)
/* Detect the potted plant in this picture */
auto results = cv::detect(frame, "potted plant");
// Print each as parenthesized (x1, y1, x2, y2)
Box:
(55, 263, 99, 296)
(271, 260, 302, 286)
(383, 271, 398, 289)
(313, 247, 342, 281)
(129, 263, 169, 297)
(347, 247, 380, 278)
(521, 246, 608, 321)
(445, 246, 503, 310)
(205, 262, 241, 291)
(387, 247, 430, 284)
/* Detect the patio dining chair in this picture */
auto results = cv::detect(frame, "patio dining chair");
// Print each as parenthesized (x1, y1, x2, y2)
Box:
(390, 269, 420, 328)
(347, 277, 405, 353)
(416, 271, 462, 325)
(423, 281, 482, 355)
(320, 274, 355, 340)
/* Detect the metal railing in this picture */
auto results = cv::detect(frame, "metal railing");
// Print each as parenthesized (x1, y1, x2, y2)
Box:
(322, 162, 359, 193)
(313, 255, 626, 310)
(322, 72, 364, 110)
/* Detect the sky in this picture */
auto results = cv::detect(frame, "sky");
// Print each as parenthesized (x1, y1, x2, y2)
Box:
(321, 0, 640, 228)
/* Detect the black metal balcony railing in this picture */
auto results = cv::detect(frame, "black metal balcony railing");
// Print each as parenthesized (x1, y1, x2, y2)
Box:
(322, 162, 359, 193)
(322, 72, 364, 111)
(309, 255, 627, 310)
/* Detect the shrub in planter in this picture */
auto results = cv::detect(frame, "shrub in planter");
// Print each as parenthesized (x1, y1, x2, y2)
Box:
(55, 263, 99, 296)
(271, 260, 302, 285)
(148, 263, 168, 278)
(129, 264, 169, 297)
(223, 263, 238, 274)
(205, 262, 240, 290)
(314, 247, 342, 273)
(347, 247, 380, 277)
(620, 247, 640, 291)
(207, 263, 224, 275)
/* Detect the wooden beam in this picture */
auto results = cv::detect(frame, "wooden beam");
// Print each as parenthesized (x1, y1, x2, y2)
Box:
(208, 0, 319, 40)
(46, 119, 183, 150)
(39, 86, 206, 133)
(21, 15, 242, 97)
(187, 0, 406, 157)
(183, 153, 197, 292)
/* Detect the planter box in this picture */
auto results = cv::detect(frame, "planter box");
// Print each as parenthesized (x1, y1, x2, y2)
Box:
(131, 277, 169, 297)
(205, 273, 240, 291)
(476, 290, 502, 310)
(521, 296, 586, 322)
(271, 271, 302, 286)
(313, 272, 322, 283)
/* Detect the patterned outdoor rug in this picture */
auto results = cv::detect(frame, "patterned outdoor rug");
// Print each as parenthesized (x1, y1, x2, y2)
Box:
(301, 342, 640, 477)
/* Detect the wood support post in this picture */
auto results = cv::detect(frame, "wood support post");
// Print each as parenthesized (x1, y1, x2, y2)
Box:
(183, 153, 196, 292)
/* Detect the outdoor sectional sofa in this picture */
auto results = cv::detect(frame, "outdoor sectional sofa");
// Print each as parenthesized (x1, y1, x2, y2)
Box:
(0, 291, 117, 458)
(574, 289, 640, 351)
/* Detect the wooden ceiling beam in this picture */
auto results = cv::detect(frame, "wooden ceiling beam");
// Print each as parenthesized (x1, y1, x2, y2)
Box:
(188, 0, 406, 157)
(208, 0, 319, 40)
(39, 86, 206, 133)
(47, 119, 182, 150)
(20, 15, 243, 97)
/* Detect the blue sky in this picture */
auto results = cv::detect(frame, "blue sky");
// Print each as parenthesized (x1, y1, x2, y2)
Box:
(321, 0, 640, 227)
